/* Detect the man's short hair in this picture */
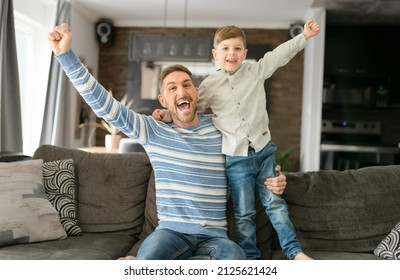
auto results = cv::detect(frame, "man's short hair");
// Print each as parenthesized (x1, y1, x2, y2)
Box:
(158, 64, 194, 93)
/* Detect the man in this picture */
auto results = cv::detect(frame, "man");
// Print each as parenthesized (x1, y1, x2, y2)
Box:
(48, 23, 287, 260)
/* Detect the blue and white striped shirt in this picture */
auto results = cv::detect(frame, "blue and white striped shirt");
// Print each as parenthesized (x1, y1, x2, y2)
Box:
(56, 50, 229, 238)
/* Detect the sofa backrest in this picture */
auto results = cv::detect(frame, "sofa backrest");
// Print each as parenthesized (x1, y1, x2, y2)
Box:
(33, 145, 153, 238)
(281, 165, 400, 253)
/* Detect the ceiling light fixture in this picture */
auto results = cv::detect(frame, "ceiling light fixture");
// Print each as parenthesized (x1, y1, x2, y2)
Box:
(129, 0, 212, 62)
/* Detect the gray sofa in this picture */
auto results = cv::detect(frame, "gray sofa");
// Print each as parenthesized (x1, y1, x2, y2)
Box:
(0, 145, 399, 260)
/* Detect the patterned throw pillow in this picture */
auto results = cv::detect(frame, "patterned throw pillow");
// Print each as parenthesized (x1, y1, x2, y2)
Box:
(374, 221, 400, 260)
(42, 159, 82, 236)
(0, 159, 67, 246)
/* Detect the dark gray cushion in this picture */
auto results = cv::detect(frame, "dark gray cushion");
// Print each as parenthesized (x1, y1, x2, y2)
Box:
(0, 233, 135, 260)
(33, 145, 152, 237)
(281, 165, 400, 253)
(128, 171, 157, 256)
(272, 250, 383, 260)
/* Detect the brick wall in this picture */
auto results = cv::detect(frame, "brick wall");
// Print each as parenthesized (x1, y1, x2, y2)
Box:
(97, 27, 304, 171)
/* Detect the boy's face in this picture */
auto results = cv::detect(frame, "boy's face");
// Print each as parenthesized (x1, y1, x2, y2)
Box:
(158, 70, 200, 128)
(212, 37, 247, 74)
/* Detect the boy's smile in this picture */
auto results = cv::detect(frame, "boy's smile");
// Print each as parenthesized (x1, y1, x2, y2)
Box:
(212, 37, 247, 74)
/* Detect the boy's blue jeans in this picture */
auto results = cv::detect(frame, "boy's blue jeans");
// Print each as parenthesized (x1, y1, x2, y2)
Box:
(136, 229, 246, 260)
(226, 141, 302, 260)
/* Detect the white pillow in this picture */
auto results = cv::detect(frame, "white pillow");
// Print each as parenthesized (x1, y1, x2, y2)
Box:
(0, 159, 67, 247)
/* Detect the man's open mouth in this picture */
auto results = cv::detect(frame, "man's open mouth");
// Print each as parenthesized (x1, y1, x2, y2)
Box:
(177, 100, 190, 111)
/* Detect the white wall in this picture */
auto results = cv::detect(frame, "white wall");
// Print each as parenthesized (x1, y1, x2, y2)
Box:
(68, 4, 99, 148)
(300, 8, 326, 171)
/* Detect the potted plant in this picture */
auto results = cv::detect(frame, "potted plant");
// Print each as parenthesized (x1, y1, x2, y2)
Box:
(276, 147, 294, 172)
(78, 92, 133, 151)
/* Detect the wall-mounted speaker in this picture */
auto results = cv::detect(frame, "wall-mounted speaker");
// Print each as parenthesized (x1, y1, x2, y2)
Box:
(289, 23, 304, 38)
(95, 19, 113, 44)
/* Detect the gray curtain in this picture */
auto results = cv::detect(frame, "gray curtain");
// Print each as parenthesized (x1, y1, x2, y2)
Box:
(40, 0, 71, 146)
(0, 0, 23, 153)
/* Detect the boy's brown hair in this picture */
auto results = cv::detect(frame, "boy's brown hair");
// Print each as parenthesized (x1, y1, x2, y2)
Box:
(213, 25, 247, 49)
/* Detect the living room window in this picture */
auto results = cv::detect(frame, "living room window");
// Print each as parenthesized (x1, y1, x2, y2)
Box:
(14, 10, 53, 156)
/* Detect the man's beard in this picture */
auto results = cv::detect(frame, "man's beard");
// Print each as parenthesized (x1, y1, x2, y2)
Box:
(167, 101, 197, 125)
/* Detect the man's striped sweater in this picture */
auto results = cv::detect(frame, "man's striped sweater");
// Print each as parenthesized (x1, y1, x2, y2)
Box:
(56, 50, 229, 238)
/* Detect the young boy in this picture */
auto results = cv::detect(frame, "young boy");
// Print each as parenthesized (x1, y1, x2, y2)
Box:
(154, 20, 320, 260)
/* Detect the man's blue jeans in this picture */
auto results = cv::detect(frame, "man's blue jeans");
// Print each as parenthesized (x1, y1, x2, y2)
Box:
(136, 229, 246, 260)
(226, 142, 302, 260)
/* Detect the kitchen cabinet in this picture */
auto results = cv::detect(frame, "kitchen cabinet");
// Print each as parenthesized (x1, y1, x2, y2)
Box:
(323, 25, 400, 109)
(325, 25, 399, 76)
(321, 24, 400, 170)
(324, 24, 400, 110)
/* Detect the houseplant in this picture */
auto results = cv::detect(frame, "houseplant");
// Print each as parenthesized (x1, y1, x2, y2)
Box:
(276, 147, 294, 172)
(78, 92, 133, 151)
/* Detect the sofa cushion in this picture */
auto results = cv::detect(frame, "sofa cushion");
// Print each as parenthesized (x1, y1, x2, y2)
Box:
(33, 145, 152, 237)
(0, 233, 135, 259)
(0, 159, 67, 247)
(43, 159, 82, 236)
(374, 221, 400, 260)
(272, 249, 383, 260)
(139, 171, 157, 241)
(129, 171, 157, 256)
(282, 165, 400, 253)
